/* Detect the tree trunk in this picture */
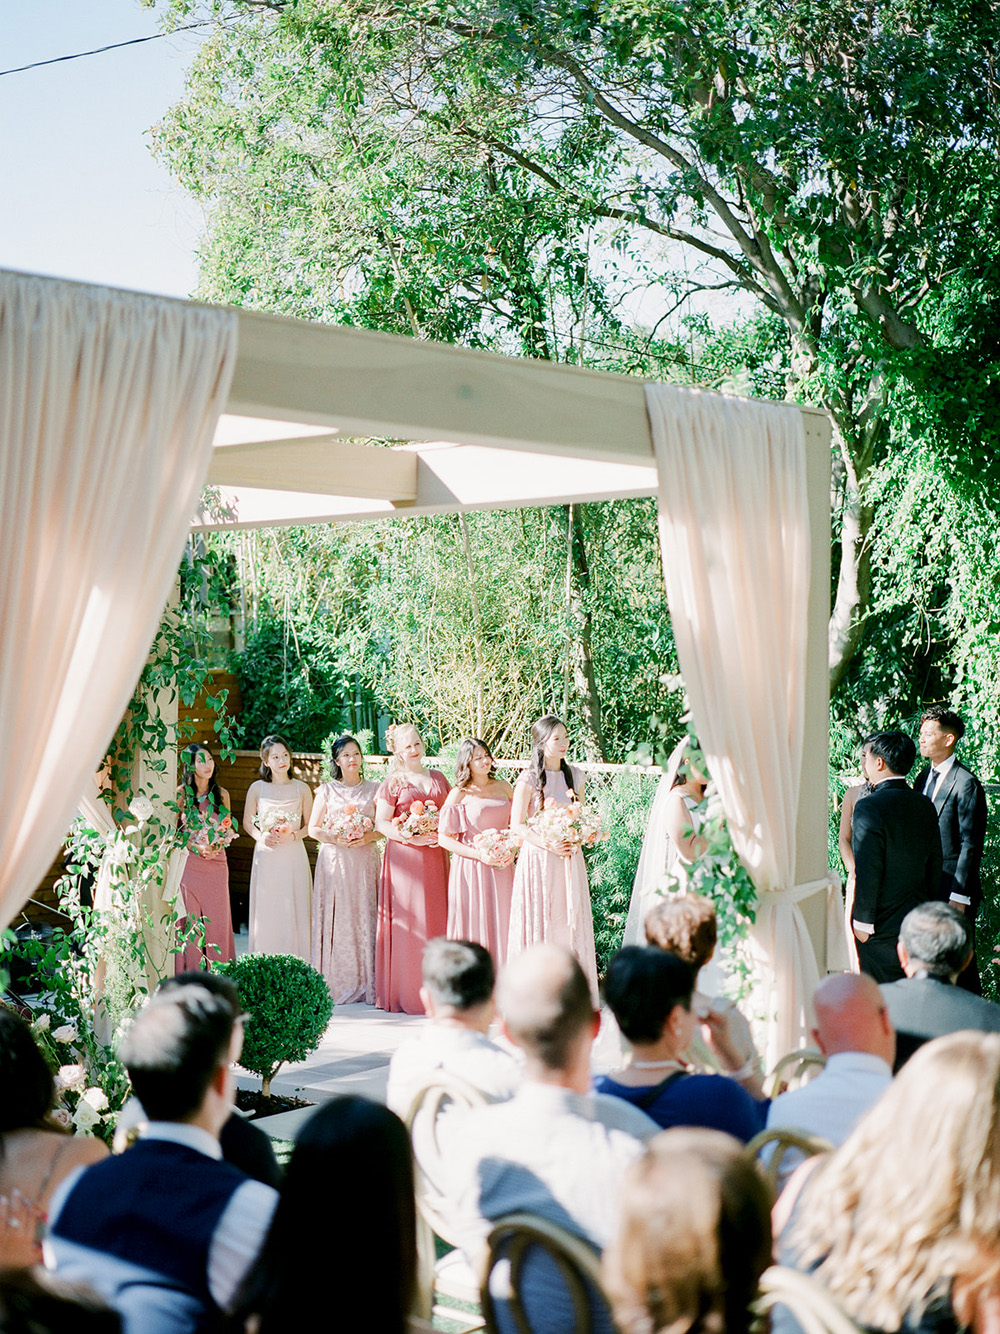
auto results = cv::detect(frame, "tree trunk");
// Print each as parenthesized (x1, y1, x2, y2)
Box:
(566, 506, 607, 762)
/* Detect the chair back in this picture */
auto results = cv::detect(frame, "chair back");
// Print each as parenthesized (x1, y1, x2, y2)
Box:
(766, 1048, 826, 1097)
(481, 1212, 611, 1334)
(405, 1071, 489, 1247)
(745, 1126, 834, 1195)
(754, 1265, 862, 1334)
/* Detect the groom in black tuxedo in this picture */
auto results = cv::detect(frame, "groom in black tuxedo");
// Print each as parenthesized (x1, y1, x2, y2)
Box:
(916, 706, 989, 993)
(852, 731, 943, 983)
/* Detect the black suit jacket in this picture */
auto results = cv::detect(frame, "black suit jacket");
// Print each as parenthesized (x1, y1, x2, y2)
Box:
(852, 779, 943, 941)
(914, 760, 988, 912)
(880, 973, 1000, 1069)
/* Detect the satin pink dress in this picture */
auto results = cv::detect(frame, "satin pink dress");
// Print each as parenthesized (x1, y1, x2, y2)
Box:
(375, 770, 451, 1014)
(179, 794, 235, 971)
(441, 792, 515, 967)
(507, 766, 598, 997)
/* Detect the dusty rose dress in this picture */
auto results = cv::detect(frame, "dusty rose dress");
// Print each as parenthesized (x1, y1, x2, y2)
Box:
(312, 779, 380, 1004)
(507, 766, 598, 997)
(375, 770, 451, 1014)
(179, 795, 235, 972)
(441, 792, 515, 967)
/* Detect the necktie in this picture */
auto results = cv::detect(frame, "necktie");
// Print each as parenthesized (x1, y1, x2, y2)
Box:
(926, 767, 939, 799)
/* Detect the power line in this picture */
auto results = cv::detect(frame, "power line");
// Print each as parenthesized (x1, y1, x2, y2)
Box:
(0, 20, 217, 79)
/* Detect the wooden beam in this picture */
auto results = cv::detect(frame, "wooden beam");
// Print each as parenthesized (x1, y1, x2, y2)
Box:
(207, 436, 418, 500)
(231, 307, 654, 465)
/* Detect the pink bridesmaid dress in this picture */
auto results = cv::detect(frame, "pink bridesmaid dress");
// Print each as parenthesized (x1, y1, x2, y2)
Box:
(179, 794, 235, 971)
(375, 770, 451, 1014)
(507, 765, 598, 997)
(440, 793, 515, 968)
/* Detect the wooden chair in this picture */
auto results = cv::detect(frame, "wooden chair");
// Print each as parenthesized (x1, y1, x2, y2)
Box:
(404, 1073, 489, 1331)
(765, 1047, 826, 1098)
(754, 1265, 862, 1334)
(745, 1126, 834, 1195)
(480, 1212, 611, 1334)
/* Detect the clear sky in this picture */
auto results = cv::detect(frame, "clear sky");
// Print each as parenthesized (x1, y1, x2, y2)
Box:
(0, 1, 207, 298)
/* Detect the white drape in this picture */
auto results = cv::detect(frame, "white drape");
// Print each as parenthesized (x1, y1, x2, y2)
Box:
(0, 272, 237, 932)
(646, 383, 820, 1065)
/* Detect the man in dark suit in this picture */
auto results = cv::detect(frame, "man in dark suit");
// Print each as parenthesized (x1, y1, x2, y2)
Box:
(881, 901, 1000, 1069)
(915, 706, 989, 993)
(852, 731, 943, 983)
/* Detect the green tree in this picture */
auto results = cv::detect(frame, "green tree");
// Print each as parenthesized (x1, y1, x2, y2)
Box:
(152, 0, 1000, 691)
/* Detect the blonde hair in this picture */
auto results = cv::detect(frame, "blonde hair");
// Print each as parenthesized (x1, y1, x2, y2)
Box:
(789, 1031, 1000, 1329)
(384, 723, 422, 795)
(604, 1127, 772, 1334)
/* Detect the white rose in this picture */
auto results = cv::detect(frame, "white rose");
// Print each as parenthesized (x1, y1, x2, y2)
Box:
(53, 1024, 78, 1044)
(82, 1086, 109, 1112)
(72, 1099, 101, 1133)
(55, 1063, 87, 1091)
(128, 795, 154, 822)
(49, 1106, 73, 1130)
(33, 1012, 51, 1032)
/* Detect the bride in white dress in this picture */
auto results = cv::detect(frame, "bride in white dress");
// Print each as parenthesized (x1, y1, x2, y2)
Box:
(622, 737, 709, 947)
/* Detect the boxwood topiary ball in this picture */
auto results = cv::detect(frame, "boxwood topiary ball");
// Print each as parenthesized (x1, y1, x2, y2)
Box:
(214, 953, 333, 1083)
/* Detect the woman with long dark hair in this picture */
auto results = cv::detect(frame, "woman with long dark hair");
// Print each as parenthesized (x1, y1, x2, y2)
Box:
(507, 715, 598, 995)
(242, 735, 313, 960)
(438, 738, 516, 966)
(230, 1096, 417, 1334)
(308, 735, 382, 1004)
(177, 742, 236, 970)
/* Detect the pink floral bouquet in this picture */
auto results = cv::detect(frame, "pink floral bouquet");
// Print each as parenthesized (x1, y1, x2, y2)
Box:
(254, 809, 291, 837)
(528, 793, 608, 853)
(324, 803, 374, 842)
(393, 799, 439, 839)
(472, 828, 521, 867)
(192, 812, 237, 855)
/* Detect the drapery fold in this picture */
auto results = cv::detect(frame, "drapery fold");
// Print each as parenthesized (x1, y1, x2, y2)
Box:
(0, 272, 237, 932)
(646, 383, 819, 1065)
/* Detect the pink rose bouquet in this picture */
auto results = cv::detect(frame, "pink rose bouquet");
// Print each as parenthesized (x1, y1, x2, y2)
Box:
(324, 802, 374, 842)
(472, 828, 521, 867)
(528, 792, 607, 853)
(393, 799, 439, 839)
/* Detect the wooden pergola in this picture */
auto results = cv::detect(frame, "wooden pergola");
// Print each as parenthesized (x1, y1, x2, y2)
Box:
(195, 302, 834, 967)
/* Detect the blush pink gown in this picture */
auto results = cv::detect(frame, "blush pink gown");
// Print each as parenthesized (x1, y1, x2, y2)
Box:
(375, 770, 451, 1014)
(507, 766, 598, 997)
(441, 792, 515, 967)
(312, 779, 381, 1004)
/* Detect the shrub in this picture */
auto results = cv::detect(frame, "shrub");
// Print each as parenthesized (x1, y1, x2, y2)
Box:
(215, 954, 333, 1095)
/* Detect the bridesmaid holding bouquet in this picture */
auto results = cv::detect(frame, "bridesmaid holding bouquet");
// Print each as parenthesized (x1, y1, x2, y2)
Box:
(438, 738, 517, 967)
(374, 724, 450, 1013)
(243, 735, 313, 961)
(508, 714, 599, 996)
(309, 735, 382, 1004)
(177, 743, 237, 971)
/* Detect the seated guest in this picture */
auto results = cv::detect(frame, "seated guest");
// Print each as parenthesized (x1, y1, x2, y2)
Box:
(158, 972, 281, 1188)
(781, 1031, 1000, 1334)
(764, 973, 894, 1192)
(596, 947, 766, 1142)
(453, 946, 656, 1333)
(46, 984, 277, 1334)
(645, 896, 765, 1098)
(604, 1127, 772, 1334)
(0, 1008, 107, 1268)
(881, 901, 1000, 1070)
(231, 1096, 416, 1334)
(386, 939, 519, 1117)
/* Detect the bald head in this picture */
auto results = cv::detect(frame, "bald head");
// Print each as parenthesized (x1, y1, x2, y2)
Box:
(811, 972, 895, 1066)
(498, 945, 596, 1072)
